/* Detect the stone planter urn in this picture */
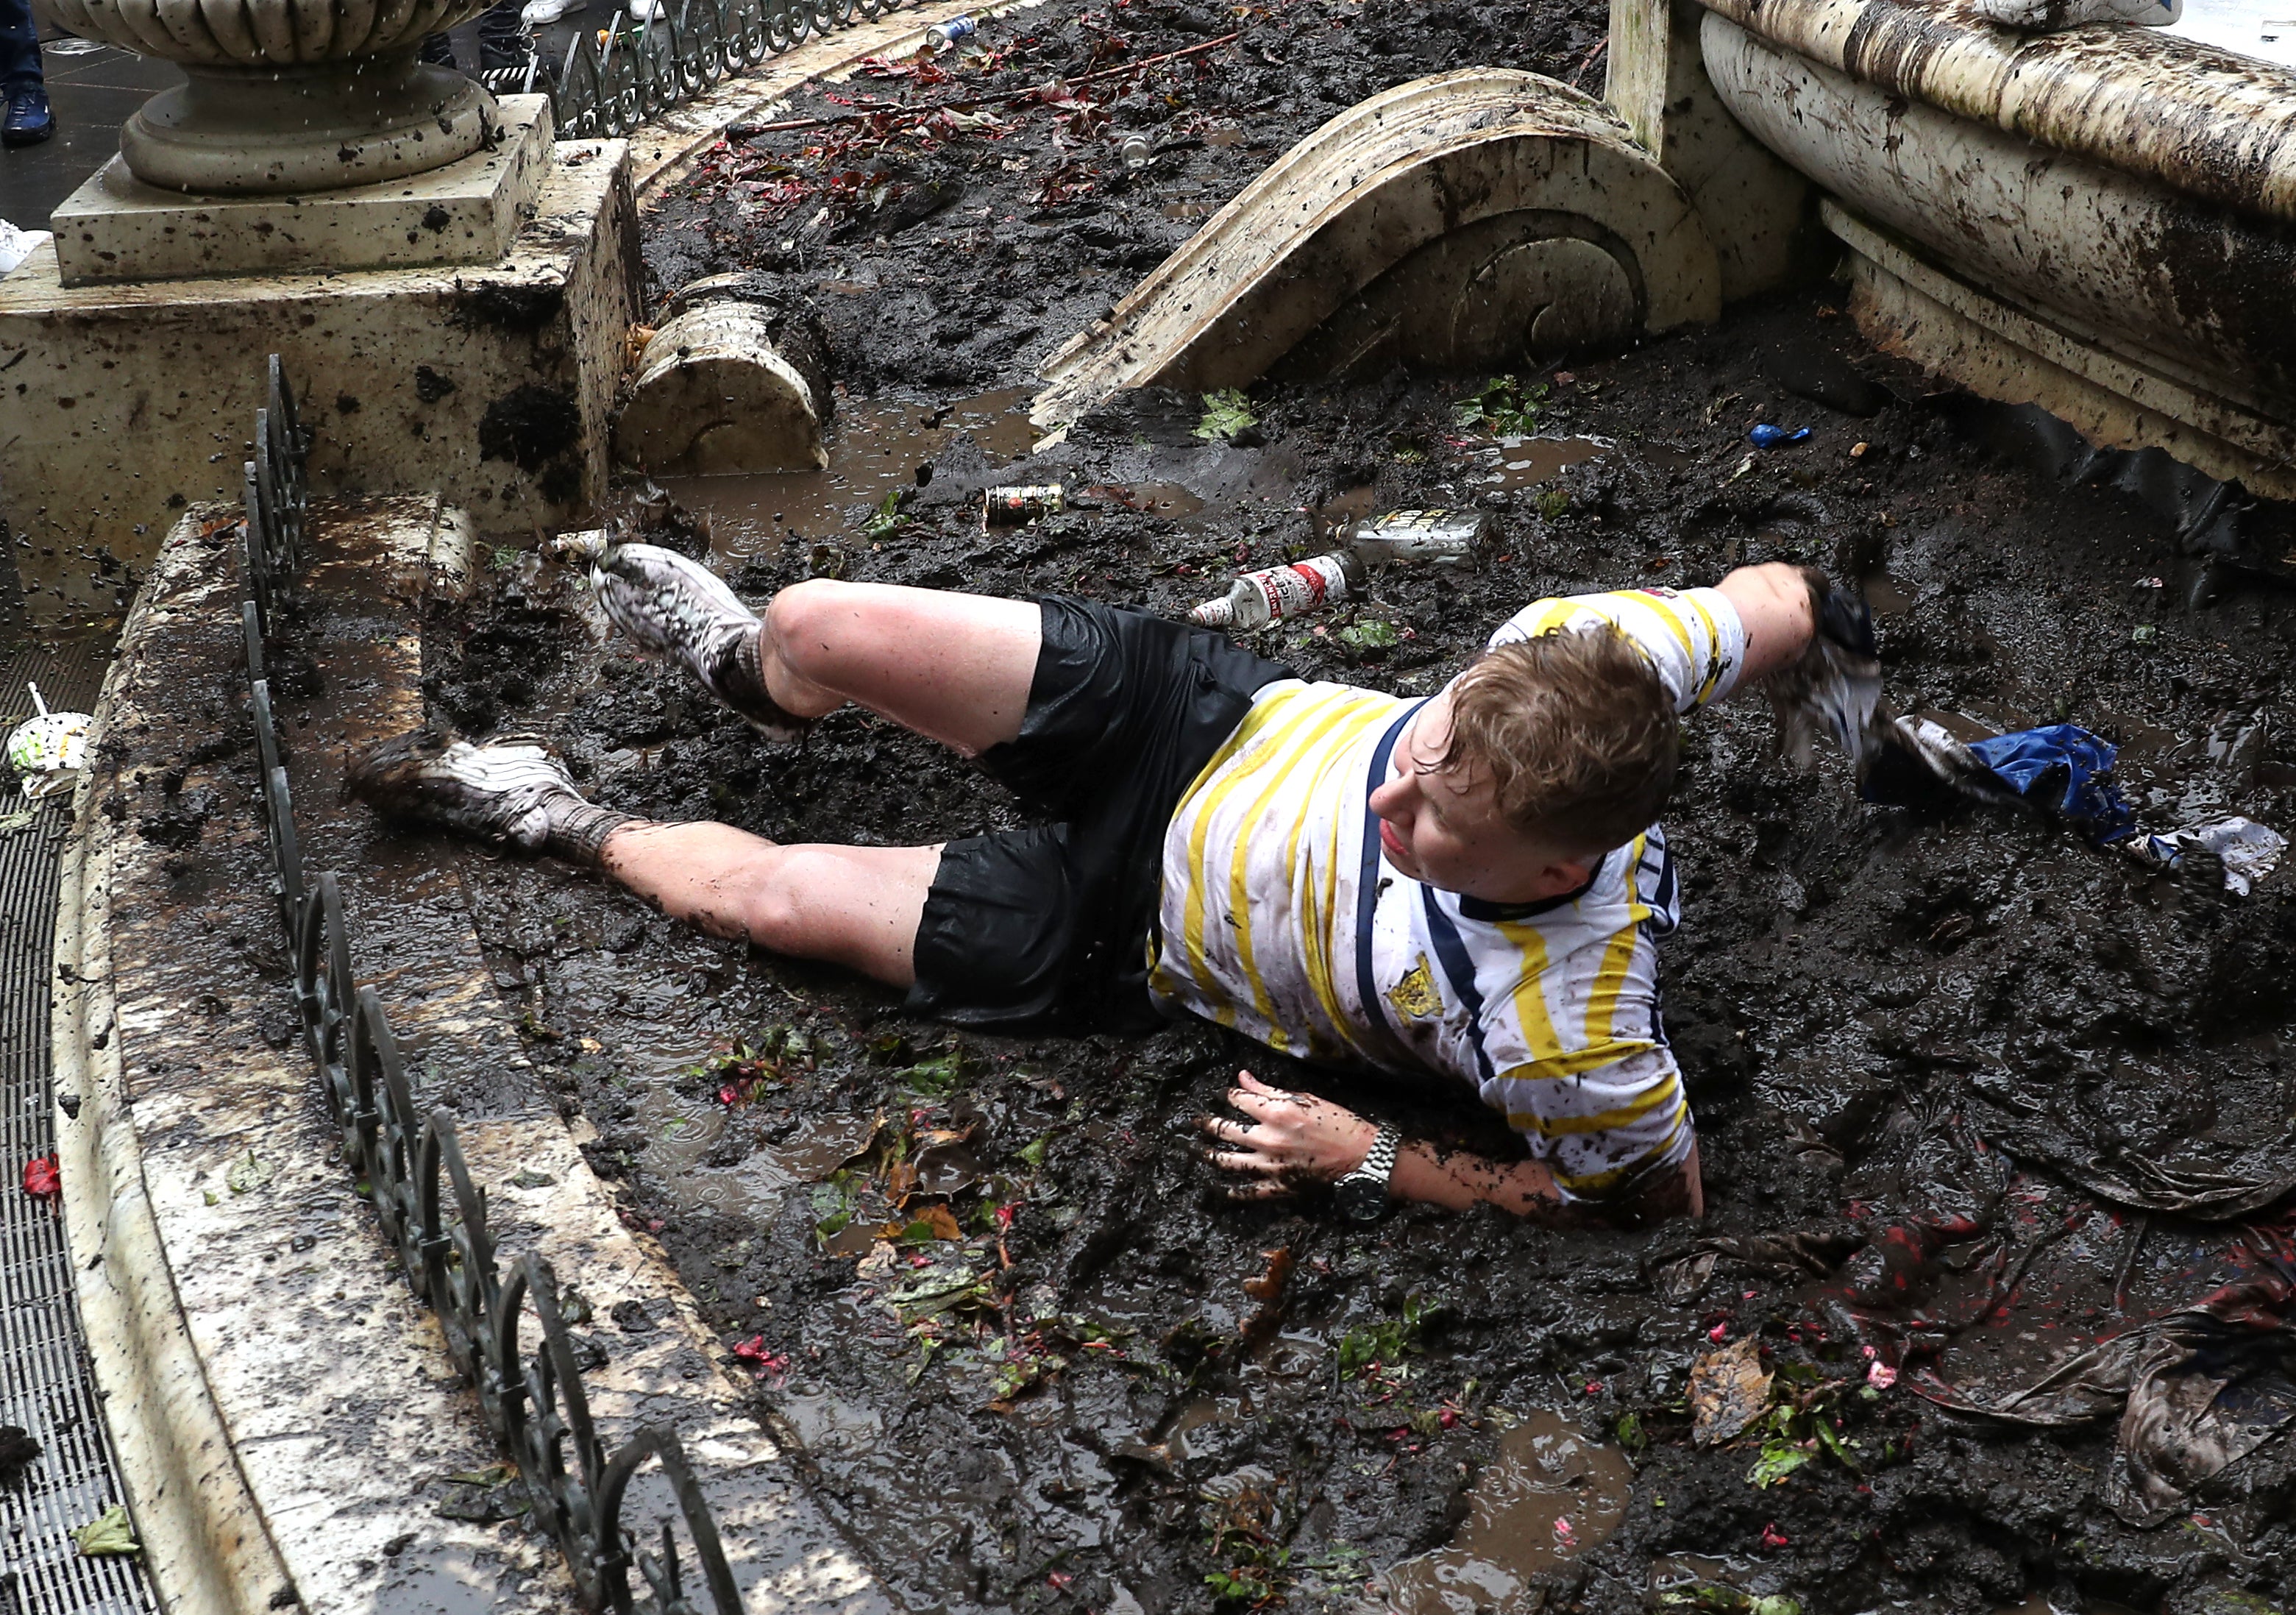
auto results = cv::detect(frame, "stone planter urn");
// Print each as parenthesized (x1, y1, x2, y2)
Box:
(33, 0, 502, 194)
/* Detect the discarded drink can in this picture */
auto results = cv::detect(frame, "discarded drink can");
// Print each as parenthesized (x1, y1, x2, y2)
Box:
(984, 484, 1064, 525)
(1190, 552, 1360, 631)
(551, 528, 611, 566)
(2124, 814, 2287, 896)
(924, 13, 975, 48)
(1341, 508, 1490, 564)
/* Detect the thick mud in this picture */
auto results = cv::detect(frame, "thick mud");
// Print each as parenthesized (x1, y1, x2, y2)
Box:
(410, 4, 2296, 1611)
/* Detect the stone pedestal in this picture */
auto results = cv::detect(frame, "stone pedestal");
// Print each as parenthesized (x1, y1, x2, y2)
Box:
(51, 97, 555, 285)
(0, 113, 639, 636)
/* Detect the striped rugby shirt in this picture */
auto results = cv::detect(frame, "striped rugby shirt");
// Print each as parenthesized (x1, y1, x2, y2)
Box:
(1146, 588, 1746, 1201)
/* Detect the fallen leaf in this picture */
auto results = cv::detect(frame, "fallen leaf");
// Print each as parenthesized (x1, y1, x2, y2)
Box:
(1688, 1335, 1771, 1446)
(1243, 1246, 1294, 1302)
(21, 1153, 59, 1201)
(225, 1150, 272, 1195)
(73, 1505, 139, 1557)
(733, 1336, 789, 1374)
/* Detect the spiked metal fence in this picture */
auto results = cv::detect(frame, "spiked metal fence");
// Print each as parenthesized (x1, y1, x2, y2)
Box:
(549, 0, 928, 140)
(235, 359, 739, 1615)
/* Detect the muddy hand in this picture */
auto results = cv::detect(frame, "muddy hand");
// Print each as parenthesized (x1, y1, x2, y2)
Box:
(1198, 1071, 1377, 1201)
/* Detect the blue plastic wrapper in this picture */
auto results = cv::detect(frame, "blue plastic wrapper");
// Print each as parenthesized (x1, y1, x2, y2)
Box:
(1964, 724, 2135, 842)
(1748, 424, 1811, 448)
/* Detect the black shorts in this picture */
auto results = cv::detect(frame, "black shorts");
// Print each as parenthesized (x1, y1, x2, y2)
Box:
(905, 597, 1291, 1033)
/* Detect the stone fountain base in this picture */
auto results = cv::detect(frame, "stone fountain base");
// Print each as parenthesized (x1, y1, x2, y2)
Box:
(51, 96, 554, 286)
(0, 104, 639, 627)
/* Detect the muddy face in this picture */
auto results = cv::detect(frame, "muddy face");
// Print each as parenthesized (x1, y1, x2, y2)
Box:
(390, 7, 2296, 1612)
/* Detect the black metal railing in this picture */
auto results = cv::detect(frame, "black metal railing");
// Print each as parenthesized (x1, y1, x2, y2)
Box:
(234, 360, 739, 1615)
(549, 0, 925, 141)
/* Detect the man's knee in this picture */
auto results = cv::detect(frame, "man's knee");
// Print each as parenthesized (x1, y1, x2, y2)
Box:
(736, 845, 845, 953)
(763, 578, 864, 685)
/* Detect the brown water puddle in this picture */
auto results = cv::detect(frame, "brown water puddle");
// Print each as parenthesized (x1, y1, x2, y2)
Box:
(1476, 435, 1610, 492)
(1090, 480, 1206, 517)
(658, 386, 1039, 556)
(1863, 570, 1913, 616)
(1380, 1410, 1632, 1613)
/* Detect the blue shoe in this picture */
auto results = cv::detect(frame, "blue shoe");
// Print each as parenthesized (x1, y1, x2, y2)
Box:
(3, 85, 54, 148)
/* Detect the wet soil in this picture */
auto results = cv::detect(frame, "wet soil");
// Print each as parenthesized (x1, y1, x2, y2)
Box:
(410, 4, 2296, 1611)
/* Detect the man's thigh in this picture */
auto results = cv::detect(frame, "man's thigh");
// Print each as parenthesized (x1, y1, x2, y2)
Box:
(770, 582, 1042, 757)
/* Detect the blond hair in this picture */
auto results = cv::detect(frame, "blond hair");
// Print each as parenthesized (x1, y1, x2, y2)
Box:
(1435, 625, 1677, 856)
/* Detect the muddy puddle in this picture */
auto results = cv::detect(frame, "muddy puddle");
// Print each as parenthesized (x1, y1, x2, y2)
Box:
(1382, 1411, 1632, 1613)
(656, 387, 1042, 558)
(1475, 435, 1609, 493)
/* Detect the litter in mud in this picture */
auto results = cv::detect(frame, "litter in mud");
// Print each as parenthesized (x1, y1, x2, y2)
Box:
(5, 684, 91, 803)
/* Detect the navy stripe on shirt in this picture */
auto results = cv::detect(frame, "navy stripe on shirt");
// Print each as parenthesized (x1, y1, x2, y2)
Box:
(1354, 704, 1423, 1045)
(1419, 887, 1498, 1087)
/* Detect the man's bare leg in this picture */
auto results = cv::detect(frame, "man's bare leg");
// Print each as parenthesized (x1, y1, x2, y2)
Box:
(598, 820, 939, 987)
(348, 734, 942, 984)
(586, 541, 1042, 757)
(755, 580, 1042, 756)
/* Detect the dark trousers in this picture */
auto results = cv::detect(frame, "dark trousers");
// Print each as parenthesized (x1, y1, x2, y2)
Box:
(1, 0, 43, 92)
(421, 0, 526, 71)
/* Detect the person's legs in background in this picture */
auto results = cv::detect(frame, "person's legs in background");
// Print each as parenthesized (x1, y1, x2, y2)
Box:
(475, 0, 546, 88)
(0, 0, 54, 149)
(419, 0, 550, 93)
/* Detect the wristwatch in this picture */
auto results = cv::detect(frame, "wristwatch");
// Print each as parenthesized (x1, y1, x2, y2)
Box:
(1333, 1124, 1401, 1222)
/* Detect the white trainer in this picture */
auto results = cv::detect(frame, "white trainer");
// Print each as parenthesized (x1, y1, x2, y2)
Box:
(582, 539, 811, 742)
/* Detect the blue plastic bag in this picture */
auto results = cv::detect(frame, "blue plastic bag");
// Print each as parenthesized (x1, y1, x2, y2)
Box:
(1965, 724, 2135, 842)
(1748, 425, 1811, 448)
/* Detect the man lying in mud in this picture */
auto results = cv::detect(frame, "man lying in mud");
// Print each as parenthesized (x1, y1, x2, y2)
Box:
(354, 546, 1869, 1226)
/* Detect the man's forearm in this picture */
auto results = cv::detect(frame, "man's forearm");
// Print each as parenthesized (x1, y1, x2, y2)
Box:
(1714, 561, 1818, 688)
(1390, 1143, 1563, 1215)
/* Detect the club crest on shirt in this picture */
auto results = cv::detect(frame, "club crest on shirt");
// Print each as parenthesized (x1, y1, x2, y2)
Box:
(1386, 956, 1443, 1021)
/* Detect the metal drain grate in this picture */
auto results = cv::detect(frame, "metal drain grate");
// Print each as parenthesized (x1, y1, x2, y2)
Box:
(0, 642, 154, 1615)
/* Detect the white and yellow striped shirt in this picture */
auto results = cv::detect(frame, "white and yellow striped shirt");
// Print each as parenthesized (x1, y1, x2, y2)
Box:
(1147, 588, 1746, 1201)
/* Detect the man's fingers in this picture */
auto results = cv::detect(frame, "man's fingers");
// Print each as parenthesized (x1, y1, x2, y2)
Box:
(1227, 1090, 1295, 1126)
(1236, 1071, 1294, 1101)
(1206, 1149, 1278, 1176)
(1199, 1118, 1279, 1150)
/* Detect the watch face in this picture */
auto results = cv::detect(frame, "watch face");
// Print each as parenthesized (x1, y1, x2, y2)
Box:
(1337, 1177, 1383, 1221)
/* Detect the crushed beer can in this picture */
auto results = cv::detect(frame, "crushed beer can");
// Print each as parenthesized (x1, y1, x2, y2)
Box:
(983, 484, 1064, 525)
(1342, 508, 1490, 564)
(925, 13, 976, 48)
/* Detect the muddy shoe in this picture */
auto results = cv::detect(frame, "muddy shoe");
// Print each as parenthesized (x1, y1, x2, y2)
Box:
(583, 539, 811, 742)
(349, 730, 634, 865)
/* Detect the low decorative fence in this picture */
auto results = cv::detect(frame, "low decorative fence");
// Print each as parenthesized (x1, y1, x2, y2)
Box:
(235, 356, 740, 1615)
(548, 0, 925, 140)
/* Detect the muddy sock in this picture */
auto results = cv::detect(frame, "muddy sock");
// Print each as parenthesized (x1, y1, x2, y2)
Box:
(711, 626, 814, 739)
(543, 801, 643, 868)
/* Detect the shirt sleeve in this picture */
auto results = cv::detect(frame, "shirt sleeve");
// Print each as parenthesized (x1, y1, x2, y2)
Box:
(1485, 587, 1746, 714)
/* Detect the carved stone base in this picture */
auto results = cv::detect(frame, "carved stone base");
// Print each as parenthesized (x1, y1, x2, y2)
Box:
(0, 138, 642, 636)
(52, 96, 552, 287)
(118, 52, 498, 196)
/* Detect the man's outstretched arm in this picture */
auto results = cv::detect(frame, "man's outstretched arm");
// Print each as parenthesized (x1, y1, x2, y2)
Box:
(1198, 1072, 1699, 1221)
(1714, 561, 1819, 688)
